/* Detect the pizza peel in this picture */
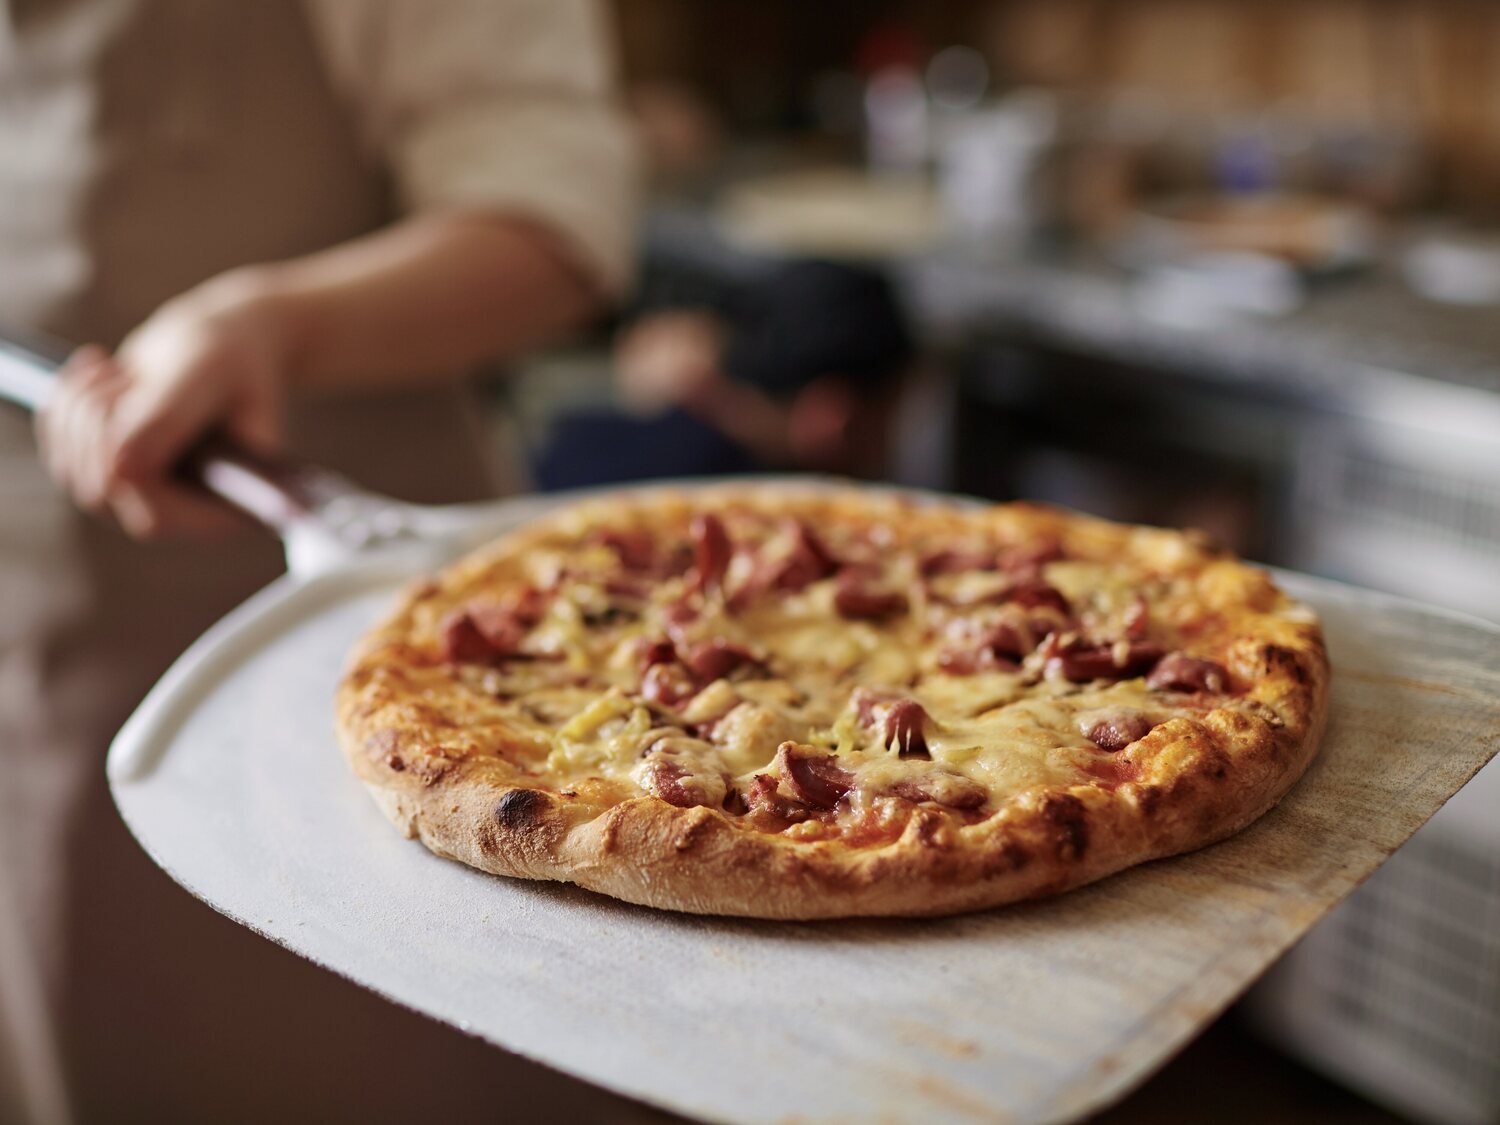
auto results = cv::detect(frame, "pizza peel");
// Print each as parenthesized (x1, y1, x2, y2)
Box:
(4, 338, 1499, 1123)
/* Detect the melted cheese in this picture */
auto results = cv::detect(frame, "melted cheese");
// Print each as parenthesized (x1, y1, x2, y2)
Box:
(549, 689, 653, 773)
(464, 504, 1247, 814)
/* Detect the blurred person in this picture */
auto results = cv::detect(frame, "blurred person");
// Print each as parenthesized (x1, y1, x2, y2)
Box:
(0, 1, 639, 1119)
(532, 260, 914, 489)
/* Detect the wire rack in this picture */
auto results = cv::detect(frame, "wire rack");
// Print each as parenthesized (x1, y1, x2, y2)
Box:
(1262, 404, 1500, 1124)
(1249, 764, 1500, 1125)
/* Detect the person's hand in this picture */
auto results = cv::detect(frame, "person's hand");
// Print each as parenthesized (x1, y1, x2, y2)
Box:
(613, 311, 726, 415)
(786, 376, 859, 468)
(36, 271, 294, 538)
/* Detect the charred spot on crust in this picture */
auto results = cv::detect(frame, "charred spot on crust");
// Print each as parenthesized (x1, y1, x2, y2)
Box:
(1260, 643, 1310, 686)
(386, 754, 406, 772)
(1135, 784, 1166, 816)
(1041, 793, 1089, 861)
(495, 788, 549, 829)
(974, 835, 1034, 876)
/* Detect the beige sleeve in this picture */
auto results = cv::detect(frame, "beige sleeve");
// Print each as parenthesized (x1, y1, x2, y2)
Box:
(305, 0, 640, 296)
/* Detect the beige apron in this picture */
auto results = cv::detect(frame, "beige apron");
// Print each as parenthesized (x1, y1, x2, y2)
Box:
(0, 2, 625, 1118)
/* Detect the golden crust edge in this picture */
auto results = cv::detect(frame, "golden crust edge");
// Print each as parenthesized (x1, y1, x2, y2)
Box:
(334, 487, 1330, 920)
(337, 640, 1328, 921)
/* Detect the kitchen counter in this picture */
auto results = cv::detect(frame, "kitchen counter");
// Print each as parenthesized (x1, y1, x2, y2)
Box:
(647, 204, 1500, 439)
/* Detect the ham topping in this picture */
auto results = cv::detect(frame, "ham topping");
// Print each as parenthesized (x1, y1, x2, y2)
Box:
(737, 773, 809, 824)
(636, 633, 759, 710)
(889, 772, 987, 809)
(440, 609, 513, 664)
(1147, 652, 1229, 693)
(885, 699, 931, 759)
(1043, 636, 1165, 682)
(636, 636, 677, 670)
(936, 648, 1009, 675)
(593, 528, 656, 571)
(776, 743, 854, 810)
(634, 735, 729, 808)
(660, 599, 699, 646)
(771, 520, 839, 591)
(920, 542, 1064, 579)
(635, 758, 696, 807)
(725, 520, 840, 609)
(504, 586, 551, 627)
(1083, 710, 1154, 751)
(690, 513, 732, 593)
(1122, 595, 1150, 640)
(640, 661, 698, 709)
(439, 587, 551, 664)
(682, 638, 758, 683)
(851, 690, 932, 758)
(1003, 579, 1072, 616)
(852, 686, 901, 725)
(833, 567, 909, 621)
(919, 548, 996, 577)
(936, 616, 1033, 674)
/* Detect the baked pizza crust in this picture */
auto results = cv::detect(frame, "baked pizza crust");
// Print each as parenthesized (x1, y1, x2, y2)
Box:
(336, 485, 1328, 919)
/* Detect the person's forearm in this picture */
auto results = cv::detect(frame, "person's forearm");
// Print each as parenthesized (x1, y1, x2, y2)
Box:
(680, 378, 794, 462)
(224, 210, 605, 391)
(38, 210, 606, 539)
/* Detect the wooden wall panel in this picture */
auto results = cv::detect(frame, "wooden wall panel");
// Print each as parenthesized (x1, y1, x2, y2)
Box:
(611, 0, 1500, 207)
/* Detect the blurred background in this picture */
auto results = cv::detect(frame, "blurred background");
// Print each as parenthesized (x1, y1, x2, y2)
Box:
(522, 0, 1500, 613)
(503, 3, 1500, 1122)
(2, 1, 1497, 1122)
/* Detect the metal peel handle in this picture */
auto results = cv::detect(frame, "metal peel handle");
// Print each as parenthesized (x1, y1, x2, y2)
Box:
(0, 333, 63, 411)
(0, 330, 344, 541)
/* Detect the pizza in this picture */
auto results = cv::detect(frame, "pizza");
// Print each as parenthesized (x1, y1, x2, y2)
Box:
(336, 485, 1328, 919)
